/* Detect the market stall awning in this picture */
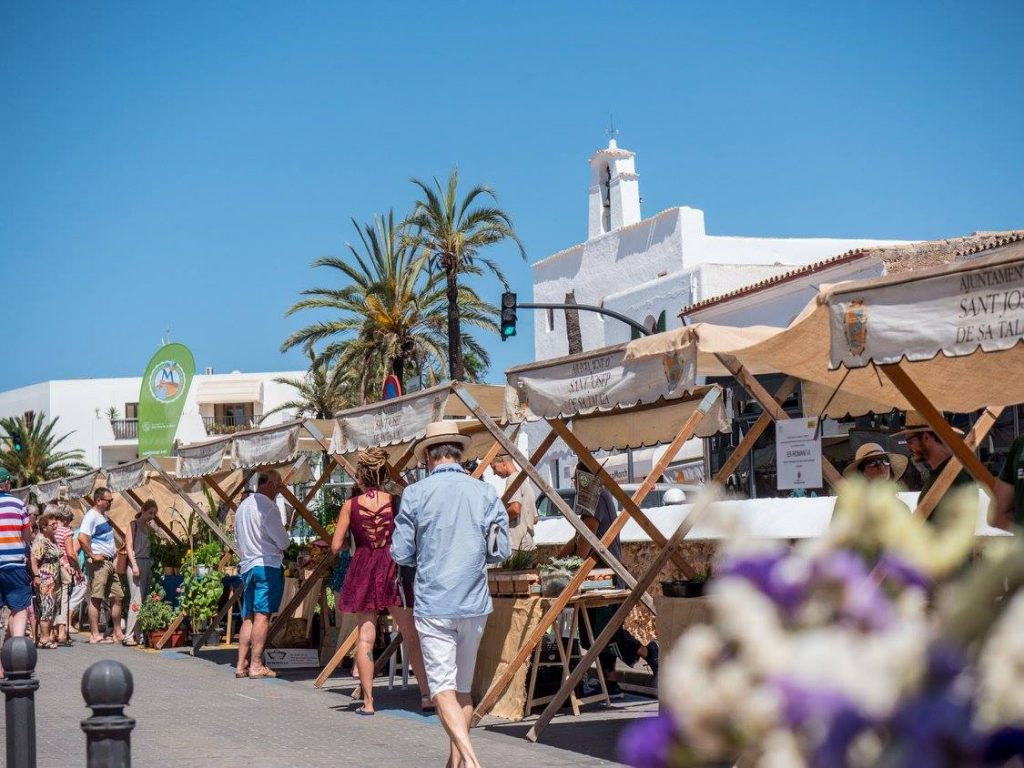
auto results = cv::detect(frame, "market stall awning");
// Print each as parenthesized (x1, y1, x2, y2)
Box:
(826, 239, 1024, 369)
(624, 319, 905, 418)
(505, 344, 728, 450)
(329, 382, 507, 460)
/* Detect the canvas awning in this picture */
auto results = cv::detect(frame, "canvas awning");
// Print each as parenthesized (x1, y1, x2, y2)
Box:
(624, 320, 905, 419)
(329, 383, 507, 460)
(505, 342, 699, 421)
(504, 344, 728, 451)
(195, 376, 263, 404)
(827, 239, 1024, 369)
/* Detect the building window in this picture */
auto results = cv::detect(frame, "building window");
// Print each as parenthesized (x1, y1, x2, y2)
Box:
(124, 403, 139, 419)
(215, 403, 254, 427)
(601, 164, 612, 233)
(547, 307, 555, 332)
(23, 410, 34, 424)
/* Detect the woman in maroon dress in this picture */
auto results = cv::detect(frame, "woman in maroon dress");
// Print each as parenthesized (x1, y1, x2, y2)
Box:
(331, 448, 430, 714)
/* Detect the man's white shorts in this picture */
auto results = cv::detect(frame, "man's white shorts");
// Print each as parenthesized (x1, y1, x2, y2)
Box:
(415, 614, 488, 697)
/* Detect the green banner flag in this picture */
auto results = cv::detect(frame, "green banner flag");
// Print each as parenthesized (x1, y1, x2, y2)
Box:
(138, 343, 195, 458)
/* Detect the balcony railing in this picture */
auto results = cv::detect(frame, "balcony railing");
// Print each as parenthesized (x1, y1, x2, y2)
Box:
(202, 416, 256, 435)
(110, 419, 138, 440)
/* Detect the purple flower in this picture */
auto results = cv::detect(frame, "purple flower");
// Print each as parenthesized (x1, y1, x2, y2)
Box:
(813, 550, 893, 630)
(618, 713, 679, 768)
(774, 678, 854, 728)
(718, 551, 806, 612)
(875, 553, 931, 591)
(812, 705, 873, 768)
(982, 727, 1024, 764)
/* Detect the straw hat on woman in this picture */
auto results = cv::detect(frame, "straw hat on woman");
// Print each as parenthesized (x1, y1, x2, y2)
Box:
(844, 443, 908, 483)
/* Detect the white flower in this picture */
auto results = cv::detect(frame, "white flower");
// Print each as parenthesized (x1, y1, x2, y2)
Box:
(758, 729, 807, 768)
(977, 591, 1024, 728)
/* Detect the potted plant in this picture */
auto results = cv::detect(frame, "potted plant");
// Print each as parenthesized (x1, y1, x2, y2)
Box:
(488, 549, 540, 596)
(539, 556, 584, 597)
(179, 541, 225, 638)
(138, 583, 186, 648)
(661, 567, 710, 598)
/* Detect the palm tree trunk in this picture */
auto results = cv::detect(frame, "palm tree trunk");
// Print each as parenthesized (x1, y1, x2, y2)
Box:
(391, 356, 405, 390)
(445, 265, 464, 380)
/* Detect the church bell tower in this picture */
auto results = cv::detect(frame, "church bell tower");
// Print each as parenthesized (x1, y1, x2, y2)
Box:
(587, 135, 641, 240)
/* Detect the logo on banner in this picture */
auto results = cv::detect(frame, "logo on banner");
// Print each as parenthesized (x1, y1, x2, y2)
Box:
(843, 300, 869, 356)
(149, 360, 187, 403)
(662, 349, 688, 391)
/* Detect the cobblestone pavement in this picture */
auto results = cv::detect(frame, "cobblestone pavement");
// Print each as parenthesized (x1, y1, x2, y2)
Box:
(6, 637, 653, 767)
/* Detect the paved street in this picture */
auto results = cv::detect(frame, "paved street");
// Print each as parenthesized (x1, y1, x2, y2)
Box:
(7, 638, 651, 767)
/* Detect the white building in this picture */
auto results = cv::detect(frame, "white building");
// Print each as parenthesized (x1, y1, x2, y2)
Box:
(0, 370, 305, 468)
(533, 138, 914, 361)
(530, 139, 917, 487)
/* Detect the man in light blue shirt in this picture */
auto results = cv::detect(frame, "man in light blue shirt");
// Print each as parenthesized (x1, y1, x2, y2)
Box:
(391, 422, 509, 768)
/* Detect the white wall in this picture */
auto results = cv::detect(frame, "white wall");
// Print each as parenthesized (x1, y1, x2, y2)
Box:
(686, 257, 887, 328)
(532, 203, 912, 361)
(0, 371, 304, 469)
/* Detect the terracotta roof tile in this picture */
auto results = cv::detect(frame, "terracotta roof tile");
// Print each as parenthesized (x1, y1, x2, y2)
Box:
(679, 229, 1024, 318)
(679, 249, 873, 317)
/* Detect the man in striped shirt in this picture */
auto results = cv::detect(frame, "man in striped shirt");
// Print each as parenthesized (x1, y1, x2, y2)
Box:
(0, 469, 34, 648)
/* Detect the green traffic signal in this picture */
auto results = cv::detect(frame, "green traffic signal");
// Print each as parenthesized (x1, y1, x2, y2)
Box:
(500, 291, 517, 340)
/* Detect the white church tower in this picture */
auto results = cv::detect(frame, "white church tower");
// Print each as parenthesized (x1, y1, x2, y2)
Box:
(587, 138, 642, 239)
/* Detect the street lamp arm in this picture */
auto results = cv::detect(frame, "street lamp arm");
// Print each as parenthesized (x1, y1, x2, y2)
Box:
(518, 302, 653, 336)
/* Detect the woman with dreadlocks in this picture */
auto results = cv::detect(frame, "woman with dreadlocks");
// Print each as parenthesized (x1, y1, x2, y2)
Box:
(331, 447, 431, 714)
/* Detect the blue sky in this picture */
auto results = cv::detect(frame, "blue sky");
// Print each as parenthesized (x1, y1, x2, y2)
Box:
(1, 2, 1022, 391)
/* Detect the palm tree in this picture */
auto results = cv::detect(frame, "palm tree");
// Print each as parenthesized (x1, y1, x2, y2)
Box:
(0, 412, 90, 487)
(282, 211, 497, 402)
(261, 347, 353, 422)
(405, 168, 525, 380)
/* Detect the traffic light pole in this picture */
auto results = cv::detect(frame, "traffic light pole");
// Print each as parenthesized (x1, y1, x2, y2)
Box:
(516, 302, 653, 337)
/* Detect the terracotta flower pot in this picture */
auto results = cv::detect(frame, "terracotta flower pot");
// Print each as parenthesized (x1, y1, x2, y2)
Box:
(146, 628, 188, 648)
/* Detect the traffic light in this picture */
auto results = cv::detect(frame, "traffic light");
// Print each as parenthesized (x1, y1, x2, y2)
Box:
(9, 428, 22, 453)
(500, 292, 517, 340)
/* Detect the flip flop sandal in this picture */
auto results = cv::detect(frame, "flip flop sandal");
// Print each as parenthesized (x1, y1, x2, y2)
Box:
(235, 670, 249, 679)
(122, 639, 138, 647)
(248, 669, 278, 679)
(355, 707, 375, 716)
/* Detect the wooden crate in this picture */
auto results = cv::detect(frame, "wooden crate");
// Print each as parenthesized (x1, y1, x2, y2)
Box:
(488, 569, 539, 597)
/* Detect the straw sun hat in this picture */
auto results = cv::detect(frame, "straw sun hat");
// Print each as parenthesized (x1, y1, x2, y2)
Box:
(843, 442, 909, 481)
(413, 421, 471, 463)
(893, 412, 965, 439)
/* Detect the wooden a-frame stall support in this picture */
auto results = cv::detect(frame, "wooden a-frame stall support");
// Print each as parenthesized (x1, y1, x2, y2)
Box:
(155, 420, 334, 652)
(463, 339, 736, 733)
(311, 382, 518, 690)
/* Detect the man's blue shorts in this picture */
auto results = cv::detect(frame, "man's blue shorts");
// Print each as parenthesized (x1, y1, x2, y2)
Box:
(241, 566, 284, 619)
(0, 565, 32, 612)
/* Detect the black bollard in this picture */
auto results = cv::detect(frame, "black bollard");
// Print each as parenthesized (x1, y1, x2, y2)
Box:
(81, 659, 135, 768)
(1, 636, 39, 768)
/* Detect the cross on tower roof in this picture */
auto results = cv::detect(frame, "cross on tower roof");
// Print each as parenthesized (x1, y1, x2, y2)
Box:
(606, 114, 619, 146)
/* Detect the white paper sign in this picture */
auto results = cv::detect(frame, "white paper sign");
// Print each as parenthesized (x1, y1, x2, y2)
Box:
(776, 417, 823, 490)
(263, 648, 321, 669)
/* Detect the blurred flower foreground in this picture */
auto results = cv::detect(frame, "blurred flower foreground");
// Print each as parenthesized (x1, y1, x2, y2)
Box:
(619, 480, 1024, 768)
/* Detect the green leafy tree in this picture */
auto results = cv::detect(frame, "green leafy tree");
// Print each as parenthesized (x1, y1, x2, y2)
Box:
(262, 347, 353, 422)
(282, 210, 497, 402)
(0, 412, 89, 487)
(405, 168, 525, 380)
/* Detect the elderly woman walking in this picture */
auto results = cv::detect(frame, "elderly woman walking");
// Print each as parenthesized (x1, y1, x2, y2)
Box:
(331, 448, 431, 715)
(30, 509, 63, 649)
(123, 499, 157, 646)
